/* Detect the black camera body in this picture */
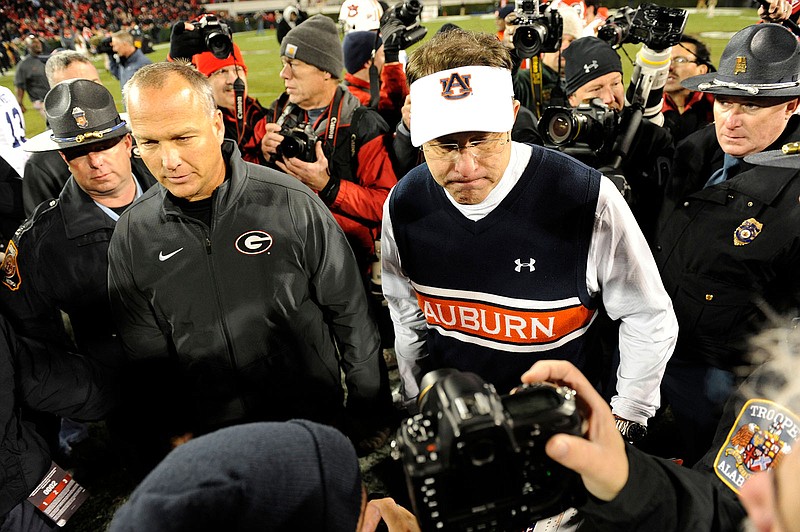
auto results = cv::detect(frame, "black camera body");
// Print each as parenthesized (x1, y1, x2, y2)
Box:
(276, 123, 318, 163)
(392, 369, 586, 531)
(597, 3, 687, 51)
(382, 0, 427, 49)
(197, 14, 233, 59)
(96, 36, 114, 55)
(512, 0, 563, 57)
(539, 98, 620, 154)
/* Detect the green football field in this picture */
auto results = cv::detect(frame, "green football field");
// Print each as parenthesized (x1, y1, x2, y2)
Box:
(1, 7, 763, 138)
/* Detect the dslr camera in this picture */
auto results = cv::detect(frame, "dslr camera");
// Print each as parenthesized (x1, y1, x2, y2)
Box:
(96, 36, 114, 55)
(539, 98, 619, 155)
(597, 3, 687, 51)
(276, 123, 318, 163)
(381, 0, 428, 49)
(196, 14, 233, 59)
(392, 369, 586, 531)
(511, 0, 563, 57)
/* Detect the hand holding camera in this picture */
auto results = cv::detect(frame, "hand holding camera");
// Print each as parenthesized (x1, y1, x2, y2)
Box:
(380, 0, 427, 53)
(169, 14, 233, 61)
(521, 360, 630, 503)
(392, 368, 587, 530)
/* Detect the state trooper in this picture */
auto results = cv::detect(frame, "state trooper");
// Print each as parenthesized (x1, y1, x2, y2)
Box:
(654, 23, 800, 466)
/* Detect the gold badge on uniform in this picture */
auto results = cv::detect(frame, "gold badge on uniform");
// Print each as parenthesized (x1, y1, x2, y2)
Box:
(1, 241, 21, 291)
(733, 218, 763, 246)
(734, 56, 747, 75)
(72, 106, 88, 129)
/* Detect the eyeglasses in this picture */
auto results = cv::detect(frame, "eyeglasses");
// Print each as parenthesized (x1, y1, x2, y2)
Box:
(211, 66, 245, 78)
(422, 133, 511, 162)
(670, 57, 697, 66)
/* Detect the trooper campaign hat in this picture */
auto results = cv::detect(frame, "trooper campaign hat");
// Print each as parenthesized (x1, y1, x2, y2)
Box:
(682, 23, 800, 98)
(25, 79, 130, 152)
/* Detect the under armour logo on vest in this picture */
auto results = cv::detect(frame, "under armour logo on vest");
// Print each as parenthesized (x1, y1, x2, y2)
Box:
(583, 60, 598, 73)
(514, 258, 536, 272)
(440, 72, 473, 100)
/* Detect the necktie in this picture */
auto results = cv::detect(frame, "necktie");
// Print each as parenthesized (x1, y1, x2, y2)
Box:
(704, 154, 741, 188)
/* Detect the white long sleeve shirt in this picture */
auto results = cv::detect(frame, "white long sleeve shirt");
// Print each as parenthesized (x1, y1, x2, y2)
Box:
(381, 142, 678, 425)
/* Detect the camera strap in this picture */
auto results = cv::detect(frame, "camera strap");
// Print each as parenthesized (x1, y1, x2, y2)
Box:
(368, 31, 381, 108)
(529, 56, 544, 119)
(233, 76, 246, 144)
(322, 87, 345, 153)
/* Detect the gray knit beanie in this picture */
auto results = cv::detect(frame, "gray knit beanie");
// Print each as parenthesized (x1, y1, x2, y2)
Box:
(280, 14, 344, 78)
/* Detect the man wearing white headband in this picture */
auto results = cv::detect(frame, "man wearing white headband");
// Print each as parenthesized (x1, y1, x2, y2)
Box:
(381, 29, 677, 443)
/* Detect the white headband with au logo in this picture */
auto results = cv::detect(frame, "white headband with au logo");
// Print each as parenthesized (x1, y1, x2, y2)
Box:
(409, 66, 516, 147)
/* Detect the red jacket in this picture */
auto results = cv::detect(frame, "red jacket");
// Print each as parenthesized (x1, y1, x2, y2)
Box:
(254, 88, 396, 268)
(220, 96, 268, 164)
(344, 62, 409, 127)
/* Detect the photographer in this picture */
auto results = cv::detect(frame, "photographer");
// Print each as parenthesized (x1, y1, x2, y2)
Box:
(255, 15, 397, 275)
(342, 30, 409, 132)
(503, 3, 586, 112)
(383, 29, 677, 442)
(661, 35, 716, 142)
(192, 44, 268, 164)
(341, 0, 427, 134)
(558, 36, 674, 243)
(107, 30, 152, 99)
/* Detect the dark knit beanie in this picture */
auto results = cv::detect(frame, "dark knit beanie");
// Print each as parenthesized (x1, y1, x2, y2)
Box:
(108, 421, 363, 532)
(563, 36, 622, 95)
(343, 31, 382, 75)
(280, 14, 344, 78)
(497, 4, 515, 19)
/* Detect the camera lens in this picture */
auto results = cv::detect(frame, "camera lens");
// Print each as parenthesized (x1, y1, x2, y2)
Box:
(206, 32, 233, 60)
(549, 116, 571, 143)
(513, 22, 547, 57)
(546, 113, 579, 145)
(279, 137, 304, 159)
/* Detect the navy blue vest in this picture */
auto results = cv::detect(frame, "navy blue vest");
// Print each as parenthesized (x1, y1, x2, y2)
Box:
(390, 145, 602, 393)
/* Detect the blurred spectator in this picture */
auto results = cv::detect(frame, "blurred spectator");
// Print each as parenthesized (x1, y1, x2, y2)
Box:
(342, 30, 409, 131)
(494, 4, 515, 42)
(0, 85, 29, 178)
(59, 26, 76, 50)
(108, 29, 152, 98)
(662, 35, 716, 143)
(14, 35, 50, 120)
(276, 5, 307, 44)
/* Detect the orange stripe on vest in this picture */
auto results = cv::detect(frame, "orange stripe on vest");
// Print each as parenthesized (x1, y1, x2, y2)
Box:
(416, 293, 595, 345)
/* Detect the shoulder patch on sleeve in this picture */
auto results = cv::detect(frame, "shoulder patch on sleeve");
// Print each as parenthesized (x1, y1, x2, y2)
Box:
(2, 240, 21, 291)
(2, 199, 59, 291)
(713, 398, 799, 494)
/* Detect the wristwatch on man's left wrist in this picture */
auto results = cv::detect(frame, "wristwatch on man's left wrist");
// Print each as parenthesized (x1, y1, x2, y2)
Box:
(614, 415, 648, 444)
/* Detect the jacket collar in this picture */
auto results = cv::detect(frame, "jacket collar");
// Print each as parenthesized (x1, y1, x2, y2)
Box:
(724, 114, 800, 204)
(60, 176, 120, 239)
(160, 140, 248, 219)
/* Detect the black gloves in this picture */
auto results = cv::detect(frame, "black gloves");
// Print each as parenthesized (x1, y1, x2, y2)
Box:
(168, 22, 205, 61)
(380, 18, 404, 63)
